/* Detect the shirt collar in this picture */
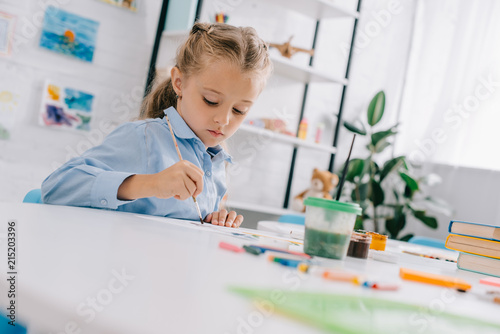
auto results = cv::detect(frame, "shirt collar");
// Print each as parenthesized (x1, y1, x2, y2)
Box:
(207, 145, 233, 164)
(163, 107, 233, 164)
(164, 107, 197, 140)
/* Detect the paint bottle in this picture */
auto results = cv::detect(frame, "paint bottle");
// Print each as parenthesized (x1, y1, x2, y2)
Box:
(347, 231, 372, 259)
(298, 118, 308, 140)
(315, 123, 324, 143)
(367, 231, 388, 251)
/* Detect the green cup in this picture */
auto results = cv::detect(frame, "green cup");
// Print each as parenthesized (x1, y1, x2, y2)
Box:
(303, 197, 362, 260)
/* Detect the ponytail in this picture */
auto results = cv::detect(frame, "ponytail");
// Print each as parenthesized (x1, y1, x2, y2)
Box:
(139, 77, 177, 120)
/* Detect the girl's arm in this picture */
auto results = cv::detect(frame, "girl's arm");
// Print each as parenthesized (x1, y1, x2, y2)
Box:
(41, 122, 146, 209)
(42, 122, 205, 208)
(117, 160, 204, 201)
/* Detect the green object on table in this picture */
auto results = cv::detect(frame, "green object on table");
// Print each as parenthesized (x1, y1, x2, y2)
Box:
(304, 228, 349, 259)
(243, 245, 262, 256)
(229, 286, 500, 334)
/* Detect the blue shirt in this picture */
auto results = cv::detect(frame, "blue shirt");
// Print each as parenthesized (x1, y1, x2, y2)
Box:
(41, 107, 232, 220)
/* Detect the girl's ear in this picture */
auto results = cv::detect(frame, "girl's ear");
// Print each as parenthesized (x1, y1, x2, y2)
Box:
(170, 66, 183, 96)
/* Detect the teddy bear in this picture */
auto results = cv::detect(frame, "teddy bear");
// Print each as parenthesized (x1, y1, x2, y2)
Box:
(292, 168, 339, 212)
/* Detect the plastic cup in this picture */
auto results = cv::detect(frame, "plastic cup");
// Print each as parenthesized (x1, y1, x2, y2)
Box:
(303, 197, 362, 260)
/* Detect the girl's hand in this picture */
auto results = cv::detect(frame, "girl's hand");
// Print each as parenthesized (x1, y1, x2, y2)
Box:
(152, 160, 204, 200)
(205, 209, 244, 228)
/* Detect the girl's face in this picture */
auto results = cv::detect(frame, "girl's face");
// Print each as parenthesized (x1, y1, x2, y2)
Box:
(171, 61, 262, 149)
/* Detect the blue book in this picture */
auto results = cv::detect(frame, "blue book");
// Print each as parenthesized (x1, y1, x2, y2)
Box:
(457, 252, 500, 278)
(448, 220, 500, 241)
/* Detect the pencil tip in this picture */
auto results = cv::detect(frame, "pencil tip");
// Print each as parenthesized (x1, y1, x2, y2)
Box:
(200, 218, 204, 224)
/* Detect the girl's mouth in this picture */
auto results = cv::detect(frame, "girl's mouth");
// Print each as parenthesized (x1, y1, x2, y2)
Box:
(208, 129, 224, 137)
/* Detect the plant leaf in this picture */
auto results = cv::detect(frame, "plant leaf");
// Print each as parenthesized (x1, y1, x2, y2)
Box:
(400, 172, 419, 192)
(371, 128, 397, 147)
(345, 159, 365, 182)
(370, 179, 385, 207)
(354, 216, 364, 230)
(404, 185, 413, 199)
(374, 140, 391, 153)
(399, 233, 414, 242)
(367, 91, 386, 126)
(369, 160, 380, 175)
(413, 211, 438, 229)
(385, 205, 405, 239)
(343, 120, 367, 136)
(380, 156, 407, 181)
(358, 183, 368, 201)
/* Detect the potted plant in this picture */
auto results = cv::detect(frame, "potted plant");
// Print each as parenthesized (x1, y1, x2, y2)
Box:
(338, 91, 452, 240)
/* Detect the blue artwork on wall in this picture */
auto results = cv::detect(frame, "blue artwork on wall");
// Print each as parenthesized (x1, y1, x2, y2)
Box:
(39, 80, 95, 132)
(64, 88, 94, 112)
(39, 6, 99, 63)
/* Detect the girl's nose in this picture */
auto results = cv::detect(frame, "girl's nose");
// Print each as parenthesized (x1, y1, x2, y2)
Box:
(214, 109, 230, 126)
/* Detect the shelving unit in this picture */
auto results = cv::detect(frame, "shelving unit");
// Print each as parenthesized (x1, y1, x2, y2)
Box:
(254, 0, 359, 20)
(271, 56, 348, 84)
(238, 124, 337, 154)
(275, 0, 362, 209)
(159, 31, 347, 85)
(147, 0, 362, 217)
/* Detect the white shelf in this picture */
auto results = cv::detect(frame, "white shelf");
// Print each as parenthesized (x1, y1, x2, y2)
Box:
(237, 124, 337, 154)
(258, 0, 359, 20)
(271, 56, 348, 84)
(226, 200, 305, 217)
(161, 30, 347, 85)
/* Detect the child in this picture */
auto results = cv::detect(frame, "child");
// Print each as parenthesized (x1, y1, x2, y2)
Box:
(41, 22, 272, 228)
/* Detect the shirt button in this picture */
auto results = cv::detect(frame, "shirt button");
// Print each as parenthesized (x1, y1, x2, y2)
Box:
(100, 199, 108, 206)
(205, 170, 212, 177)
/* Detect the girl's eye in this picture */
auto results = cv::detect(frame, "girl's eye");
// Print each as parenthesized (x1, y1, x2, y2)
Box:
(233, 108, 246, 116)
(203, 98, 217, 106)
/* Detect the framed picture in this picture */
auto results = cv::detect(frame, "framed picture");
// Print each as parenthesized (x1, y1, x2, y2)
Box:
(0, 12, 16, 57)
(39, 80, 95, 132)
(98, 0, 139, 13)
(0, 88, 20, 139)
(39, 7, 99, 63)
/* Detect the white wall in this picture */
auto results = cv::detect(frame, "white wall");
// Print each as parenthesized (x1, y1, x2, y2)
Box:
(0, 0, 162, 202)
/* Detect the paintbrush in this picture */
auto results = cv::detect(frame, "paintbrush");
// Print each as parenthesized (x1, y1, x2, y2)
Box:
(165, 114, 205, 224)
(336, 134, 356, 201)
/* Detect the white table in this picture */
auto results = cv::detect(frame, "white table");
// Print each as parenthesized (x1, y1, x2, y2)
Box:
(0, 203, 499, 334)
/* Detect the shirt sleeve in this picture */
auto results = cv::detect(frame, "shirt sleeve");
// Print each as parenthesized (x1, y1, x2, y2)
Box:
(41, 122, 146, 209)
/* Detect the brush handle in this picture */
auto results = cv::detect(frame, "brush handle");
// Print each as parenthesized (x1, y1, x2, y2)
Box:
(165, 114, 204, 224)
(165, 115, 183, 162)
(336, 134, 356, 201)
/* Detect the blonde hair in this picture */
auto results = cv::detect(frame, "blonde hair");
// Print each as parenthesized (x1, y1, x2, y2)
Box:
(140, 22, 272, 120)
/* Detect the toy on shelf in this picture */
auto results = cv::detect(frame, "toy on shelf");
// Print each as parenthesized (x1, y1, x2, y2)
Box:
(215, 12, 228, 23)
(245, 118, 294, 136)
(269, 36, 314, 59)
(298, 118, 308, 140)
(315, 123, 324, 143)
(292, 168, 339, 212)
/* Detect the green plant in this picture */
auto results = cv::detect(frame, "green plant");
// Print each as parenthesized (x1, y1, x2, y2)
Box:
(339, 91, 451, 240)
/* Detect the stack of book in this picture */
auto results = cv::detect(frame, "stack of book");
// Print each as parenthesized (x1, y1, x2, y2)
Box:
(445, 220, 500, 277)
